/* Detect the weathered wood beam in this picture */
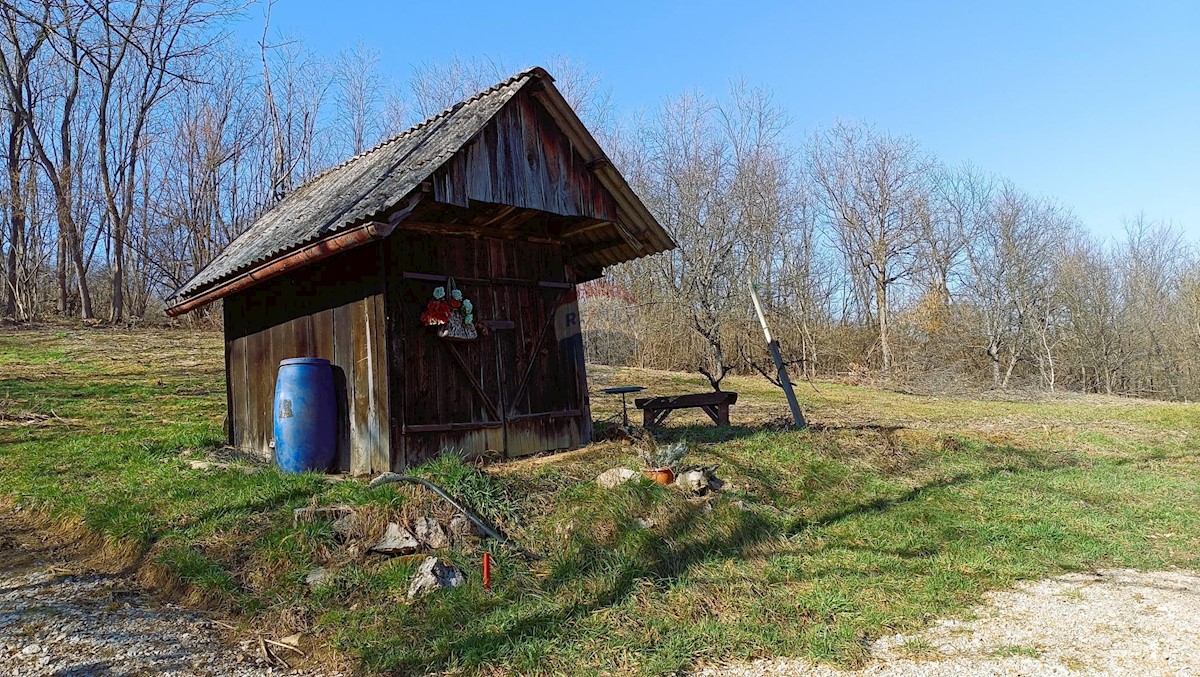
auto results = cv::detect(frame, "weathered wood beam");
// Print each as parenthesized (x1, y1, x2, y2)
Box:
(564, 219, 615, 237)
(390, 220, 565, 245)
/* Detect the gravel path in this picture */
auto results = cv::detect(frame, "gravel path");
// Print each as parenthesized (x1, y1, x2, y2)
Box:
(695, 569, 1200, 676)
(0, 522, 338, 677)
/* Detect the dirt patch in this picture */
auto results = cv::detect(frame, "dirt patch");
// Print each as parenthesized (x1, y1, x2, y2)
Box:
(0, 511, 340, 677)
(694, 569, 1200, 676)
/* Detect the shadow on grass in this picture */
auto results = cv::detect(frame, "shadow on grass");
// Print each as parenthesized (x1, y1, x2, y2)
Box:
(185, 484, 319, 532)
(375, 494, 778, 674)
(648, 421, 909, 446)
(381, 436, 1104, 672)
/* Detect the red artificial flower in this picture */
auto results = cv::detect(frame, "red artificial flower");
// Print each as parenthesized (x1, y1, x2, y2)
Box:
(449, 299, 462, 309)
(421, 299, 452, 325)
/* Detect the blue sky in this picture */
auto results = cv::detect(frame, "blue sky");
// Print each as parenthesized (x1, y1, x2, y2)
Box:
(231, 1, 1199, 239)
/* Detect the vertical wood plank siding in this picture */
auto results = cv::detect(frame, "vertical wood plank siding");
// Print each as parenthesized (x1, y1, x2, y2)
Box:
(431, 89, 617, 222)
(385, 232, 590, 465)
(224, 243, 390, 473)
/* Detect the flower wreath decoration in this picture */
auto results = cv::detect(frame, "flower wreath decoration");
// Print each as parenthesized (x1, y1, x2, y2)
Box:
(419, 278, 477, 340)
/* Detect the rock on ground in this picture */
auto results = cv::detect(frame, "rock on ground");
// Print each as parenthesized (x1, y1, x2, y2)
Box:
(596, 467, 640, 489)
(413, 516, 449, 550)
(406, 557, 465, 599)
(448, 514, 481, 541)
(674, 469, 710, 495)
(370, 522, 419, 555)
(694, 568, 1200, 676)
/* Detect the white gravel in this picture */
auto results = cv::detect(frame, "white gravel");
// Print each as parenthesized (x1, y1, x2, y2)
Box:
(696, 569, 1200, 676)
(0, 547, 336, 676)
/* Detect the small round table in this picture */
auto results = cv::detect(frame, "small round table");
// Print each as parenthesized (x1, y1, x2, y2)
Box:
(600, 386, 646, 427)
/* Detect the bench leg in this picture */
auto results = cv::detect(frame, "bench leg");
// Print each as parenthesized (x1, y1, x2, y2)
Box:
(698, 404, 730, 426)
(644, 408, 671, 427)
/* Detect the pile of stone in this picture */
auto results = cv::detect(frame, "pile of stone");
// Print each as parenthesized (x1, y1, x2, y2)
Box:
(294, 505, 481, 598)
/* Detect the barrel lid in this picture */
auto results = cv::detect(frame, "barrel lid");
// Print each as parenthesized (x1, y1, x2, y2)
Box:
(279, 357, 331, 367)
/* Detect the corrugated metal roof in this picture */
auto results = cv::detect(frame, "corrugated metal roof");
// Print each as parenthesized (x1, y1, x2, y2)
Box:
(170, 67, 674, 306)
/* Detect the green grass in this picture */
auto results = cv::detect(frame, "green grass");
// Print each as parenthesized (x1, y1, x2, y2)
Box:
(1, 328, 1199, 675)
(990, 644, 1042, 659)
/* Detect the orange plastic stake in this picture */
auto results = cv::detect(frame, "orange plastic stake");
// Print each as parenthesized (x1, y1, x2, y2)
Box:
(482, 552, 492, 590)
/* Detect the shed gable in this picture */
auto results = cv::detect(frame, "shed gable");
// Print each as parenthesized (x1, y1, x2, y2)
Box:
(430, 88, 618, 222)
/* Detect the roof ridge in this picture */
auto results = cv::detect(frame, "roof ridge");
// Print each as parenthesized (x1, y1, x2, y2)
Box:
(293, 66, 548, 191)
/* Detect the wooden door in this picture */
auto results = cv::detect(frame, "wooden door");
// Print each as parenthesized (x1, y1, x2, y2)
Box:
(395, 271, 505, 467)
(495, 279, 587, 456)
(389, 235, 588, 467)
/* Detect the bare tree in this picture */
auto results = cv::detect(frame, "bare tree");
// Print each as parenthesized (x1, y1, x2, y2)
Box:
(808, 121, 934, 375)
(260, 18, 331, 201)
(153, 48, 262, 297)
(621, 82, 796, 391)
(0, 3, 43, 318)
(0, 0, 99, 318)
(334, 42, 384, 155)
(81, 0, 236, 320)
(408, 54, 506, 121)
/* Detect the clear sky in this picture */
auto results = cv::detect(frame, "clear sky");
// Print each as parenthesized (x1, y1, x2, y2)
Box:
(230, 0, 1199, 239)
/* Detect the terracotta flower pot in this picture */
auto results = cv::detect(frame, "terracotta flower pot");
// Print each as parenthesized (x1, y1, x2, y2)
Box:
(643, 467, 675, 485)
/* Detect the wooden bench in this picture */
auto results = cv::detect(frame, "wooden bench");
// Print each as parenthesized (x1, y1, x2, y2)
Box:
(634, 391, 738, 427)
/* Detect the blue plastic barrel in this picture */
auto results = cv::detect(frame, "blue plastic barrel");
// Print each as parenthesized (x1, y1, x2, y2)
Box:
(273, 358, 336, 473)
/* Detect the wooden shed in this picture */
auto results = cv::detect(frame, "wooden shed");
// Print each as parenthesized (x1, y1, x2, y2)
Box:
(166, 67, 673, 475)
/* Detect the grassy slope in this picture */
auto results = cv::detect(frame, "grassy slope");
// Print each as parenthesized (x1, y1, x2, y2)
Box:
(1, 327, 1198, 674)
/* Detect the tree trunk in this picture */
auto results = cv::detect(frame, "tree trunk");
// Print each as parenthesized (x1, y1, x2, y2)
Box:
(876, 279, 891, 374)
(56, 228, 68, 314)
(58, 197, 93, 319)
(1039, 325, 1056, 391)
(1002, 351, 1018, 389)
(988, 340, 1001, 386)
(5, 123, 24, 320)
(110, 229, 124, 322)
(3, 207, 17, 319)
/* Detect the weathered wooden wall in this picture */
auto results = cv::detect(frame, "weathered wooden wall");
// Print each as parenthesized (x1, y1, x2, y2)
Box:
(224, 243, 390, 475)
(386, 230, 591, 467)
(430, 87, 618, 222)
(222, 229, 591, 474)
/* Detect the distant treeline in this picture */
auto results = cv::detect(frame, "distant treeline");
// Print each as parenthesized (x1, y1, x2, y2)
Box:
(1, 2, 1195, 400)
(590, 97, 1199, 401)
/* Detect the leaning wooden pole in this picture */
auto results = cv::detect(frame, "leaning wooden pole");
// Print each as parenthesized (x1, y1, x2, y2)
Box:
(749, 280, 807, 429)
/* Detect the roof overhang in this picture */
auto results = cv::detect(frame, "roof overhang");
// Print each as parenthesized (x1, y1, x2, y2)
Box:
(165, 219, 398, 317)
